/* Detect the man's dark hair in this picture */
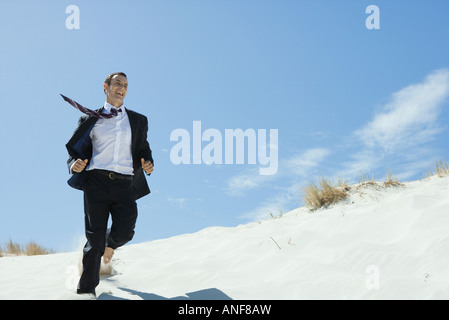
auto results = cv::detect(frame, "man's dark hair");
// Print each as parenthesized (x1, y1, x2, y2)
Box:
(104, 72, 127, 94)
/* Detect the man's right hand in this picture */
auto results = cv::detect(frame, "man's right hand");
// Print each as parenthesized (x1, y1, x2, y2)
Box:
(72, 159, 88, 173)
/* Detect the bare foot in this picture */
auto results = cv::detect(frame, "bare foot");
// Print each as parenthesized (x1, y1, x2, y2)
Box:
(103, 247, 114, 264)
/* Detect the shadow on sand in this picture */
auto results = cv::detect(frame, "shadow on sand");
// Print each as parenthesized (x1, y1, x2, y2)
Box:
(98, 287, 233, 300)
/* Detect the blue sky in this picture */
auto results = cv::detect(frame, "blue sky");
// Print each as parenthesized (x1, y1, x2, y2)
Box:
(0, 0, 448, 252)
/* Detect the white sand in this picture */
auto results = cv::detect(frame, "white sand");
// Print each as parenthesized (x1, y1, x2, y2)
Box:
(1, 175, 449, 300)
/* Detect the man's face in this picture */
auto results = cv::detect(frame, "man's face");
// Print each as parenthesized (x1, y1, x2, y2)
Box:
(104, 75, 128, 105)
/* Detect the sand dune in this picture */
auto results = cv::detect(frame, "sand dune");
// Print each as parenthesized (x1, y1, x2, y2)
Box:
(1, 175, 449, 300)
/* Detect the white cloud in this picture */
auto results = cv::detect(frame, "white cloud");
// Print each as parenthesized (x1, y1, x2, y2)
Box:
(226, 168, 270, 196)
(340, 69, 449, 181)
(167, 196, 188, 209)
(285, 148, 330, 176)
(225, 148, 330, 196)
(356, 69, 449, 153)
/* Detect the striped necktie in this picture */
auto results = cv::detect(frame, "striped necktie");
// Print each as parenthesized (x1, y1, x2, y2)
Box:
(60, 94, 120, 119)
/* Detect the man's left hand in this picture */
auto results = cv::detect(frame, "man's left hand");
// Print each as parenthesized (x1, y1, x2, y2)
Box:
(141, 158, 154, 174)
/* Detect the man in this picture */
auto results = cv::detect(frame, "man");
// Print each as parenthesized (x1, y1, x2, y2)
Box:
(66, 72, 154, 296)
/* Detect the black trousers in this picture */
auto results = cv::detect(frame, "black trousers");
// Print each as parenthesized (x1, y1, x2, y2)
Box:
(77, 170, 138, 294)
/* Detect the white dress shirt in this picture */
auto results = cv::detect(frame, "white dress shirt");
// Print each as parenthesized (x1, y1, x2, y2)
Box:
(86, 102, 134, 175)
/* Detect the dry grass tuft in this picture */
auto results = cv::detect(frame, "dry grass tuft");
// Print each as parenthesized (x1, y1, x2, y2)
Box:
(358, 173, 377, 186)
(4, 239, 22, 256)
(0, 239, 55, 257)
(25, 241, 54, 256)
(427, 161, 449, 178)
(356, 172, 403, 190)
(383, 172, 403, 187)
(304, 177, 350, 210)
(304, 171, 405, 211)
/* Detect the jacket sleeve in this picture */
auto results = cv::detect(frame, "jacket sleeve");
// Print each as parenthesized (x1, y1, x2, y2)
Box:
(66, 115, 89, 174)
(139, 116, 153, 174)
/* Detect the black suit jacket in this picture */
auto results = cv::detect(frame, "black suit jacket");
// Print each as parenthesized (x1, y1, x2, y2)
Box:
(66, 107, 153, 200)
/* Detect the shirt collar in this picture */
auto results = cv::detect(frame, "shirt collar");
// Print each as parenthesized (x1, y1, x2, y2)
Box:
(103, 102, 125, 115)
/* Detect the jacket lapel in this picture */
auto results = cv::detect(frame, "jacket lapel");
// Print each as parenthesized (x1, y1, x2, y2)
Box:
(66, 108, 103, 159)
